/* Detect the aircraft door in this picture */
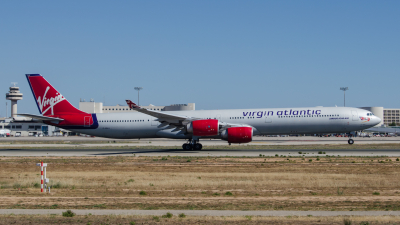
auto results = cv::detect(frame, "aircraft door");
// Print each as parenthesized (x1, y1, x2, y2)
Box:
(352, 111, 358, 121)
(84, 116, 92, 127)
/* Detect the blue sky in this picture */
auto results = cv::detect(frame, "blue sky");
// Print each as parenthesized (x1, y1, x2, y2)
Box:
(0, 1, 399, 116)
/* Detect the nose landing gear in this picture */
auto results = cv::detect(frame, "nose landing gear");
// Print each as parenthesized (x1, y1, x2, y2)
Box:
(348, 139, 354, 144)
(182, 139, 203, 150)
(347, 133, 354, 144)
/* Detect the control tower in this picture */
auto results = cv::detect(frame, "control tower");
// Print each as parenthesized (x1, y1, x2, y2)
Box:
(6, 83, 23, 118)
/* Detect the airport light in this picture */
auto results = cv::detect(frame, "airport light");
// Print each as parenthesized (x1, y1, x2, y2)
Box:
(134, 87, 143, 106)
(340, 87, 349, 107)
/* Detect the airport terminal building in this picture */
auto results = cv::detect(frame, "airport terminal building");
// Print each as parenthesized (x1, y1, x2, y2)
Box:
(78, 100, 195, 114)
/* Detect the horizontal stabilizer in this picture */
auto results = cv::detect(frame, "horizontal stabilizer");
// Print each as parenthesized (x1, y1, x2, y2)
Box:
(17, 113, 64, 121)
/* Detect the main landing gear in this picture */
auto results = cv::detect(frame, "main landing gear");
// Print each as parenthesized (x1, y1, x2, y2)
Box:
(182, 139, 203, 150)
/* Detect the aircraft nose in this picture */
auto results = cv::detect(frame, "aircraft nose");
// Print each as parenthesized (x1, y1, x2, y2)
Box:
(374, 116, 382, 125)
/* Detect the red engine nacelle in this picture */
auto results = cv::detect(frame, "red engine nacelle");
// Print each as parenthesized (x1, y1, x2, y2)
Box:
(187, 119, 219, 136)
(221, 127, 253, 143)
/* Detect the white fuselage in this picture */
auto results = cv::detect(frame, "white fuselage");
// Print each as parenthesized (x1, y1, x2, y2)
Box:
(68, 107, 381, 139)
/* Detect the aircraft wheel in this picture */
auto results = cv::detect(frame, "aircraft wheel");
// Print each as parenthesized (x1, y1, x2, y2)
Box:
(348, 139, 354, 145)
(183, 143, 193, 150)
(194, 143, 202, 150)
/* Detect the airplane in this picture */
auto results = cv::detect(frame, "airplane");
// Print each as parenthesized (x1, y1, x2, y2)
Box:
(20, 74, 381, 150)
(0, 129, 11, 137)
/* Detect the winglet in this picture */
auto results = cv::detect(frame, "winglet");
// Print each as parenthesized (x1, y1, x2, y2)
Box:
(126, 100, 141, 109)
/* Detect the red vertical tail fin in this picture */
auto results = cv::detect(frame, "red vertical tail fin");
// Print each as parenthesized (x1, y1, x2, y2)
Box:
(26, 74, 84, 116)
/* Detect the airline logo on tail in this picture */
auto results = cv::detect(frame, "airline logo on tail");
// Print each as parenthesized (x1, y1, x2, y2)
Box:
(26, 74, 99, 129)
(38, 86, 66, 115)
(126, 100, 141, 109)
(26, 74, 84, 116)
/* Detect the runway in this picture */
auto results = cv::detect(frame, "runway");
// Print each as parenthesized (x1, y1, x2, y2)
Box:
(1, 136, 399, 156)
(1, 136, 400, 146)
(0, 148, 399, 157)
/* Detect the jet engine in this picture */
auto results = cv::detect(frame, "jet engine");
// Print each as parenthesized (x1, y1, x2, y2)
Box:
(221, 127, 253, 143)
(186, 119, 219, 136)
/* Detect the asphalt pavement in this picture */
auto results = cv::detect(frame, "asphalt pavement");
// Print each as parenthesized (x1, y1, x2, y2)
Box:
(0, 148, 399, 156)
(0, 136, 399, 156)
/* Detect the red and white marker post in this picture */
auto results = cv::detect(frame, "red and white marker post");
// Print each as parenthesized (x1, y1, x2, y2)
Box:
(36, 161, 49, 193)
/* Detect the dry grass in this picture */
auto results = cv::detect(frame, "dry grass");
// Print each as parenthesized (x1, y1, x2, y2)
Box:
(1, 156, 400, 210)
(0, 214, 399, 225)
(20, 170, 400, 190)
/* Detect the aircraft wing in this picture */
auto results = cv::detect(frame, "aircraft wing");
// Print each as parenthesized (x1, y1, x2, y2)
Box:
(126, 100, 255, 132)
(17, 114, 64, 122)
(126, 100, 197, 126)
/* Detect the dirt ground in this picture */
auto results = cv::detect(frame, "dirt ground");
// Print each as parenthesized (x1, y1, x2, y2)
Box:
(0, 214, 399, 225)
(1, 156, 400, 211)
